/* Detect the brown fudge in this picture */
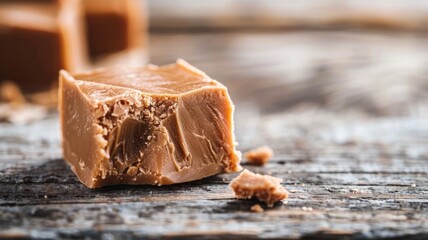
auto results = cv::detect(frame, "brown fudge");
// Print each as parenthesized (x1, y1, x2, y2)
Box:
(84, 0, 146, 59)
(245, 146, 273, 166)
(230, 169, 288, 207)
(250, 204, 264, 213)
(0, 81, 25, 106)
(0, 0, 88, 92)
(59, 59, 241, 188)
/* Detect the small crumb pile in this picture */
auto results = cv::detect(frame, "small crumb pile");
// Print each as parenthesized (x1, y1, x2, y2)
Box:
(0, 81, 25, 106)
(0, 81, 48, 124)
(245, 146, 273, 166)
(230, 169, 288, 207)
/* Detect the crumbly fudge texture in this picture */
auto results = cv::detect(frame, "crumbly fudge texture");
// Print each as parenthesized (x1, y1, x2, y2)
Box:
(245, 146, 273, 166)
(230, 169, 288, 207)
(59, 59, 241, 188)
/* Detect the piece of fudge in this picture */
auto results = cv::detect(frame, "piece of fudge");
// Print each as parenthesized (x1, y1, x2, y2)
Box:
(230, 169, 288, 207)
(0, 0, 88, 92)
(59, 59, 241, 188)
(84, 0, 146, 59)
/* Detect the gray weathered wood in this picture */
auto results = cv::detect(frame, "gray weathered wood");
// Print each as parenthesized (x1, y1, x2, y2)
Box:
(1, 31, 428, 239)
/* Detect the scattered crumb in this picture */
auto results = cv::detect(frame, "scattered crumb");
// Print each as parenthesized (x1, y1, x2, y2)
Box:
(0, 81, 25, 106)
(0, 103, 47, 125)
(411, 184, 416, 187)
(44, 195, 48, 199)
(250, 204, 264, 213)
(289, 189, 298, 193)
(302, 206, 313, 212)
(350, 189, 360, 193)
(230, 169, 289, 207)
(0, 81, 48, 124)
(244, 146, 273, 166)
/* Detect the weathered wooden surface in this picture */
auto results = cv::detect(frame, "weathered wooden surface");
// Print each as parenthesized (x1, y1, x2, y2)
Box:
(1, 31, 428, 239)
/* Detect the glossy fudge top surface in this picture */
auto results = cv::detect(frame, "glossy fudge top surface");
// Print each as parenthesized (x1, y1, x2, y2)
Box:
(72, 59, 224, 96)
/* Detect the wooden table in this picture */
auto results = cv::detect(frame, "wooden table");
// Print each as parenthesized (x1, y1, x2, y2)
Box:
(1, 30, 428, 239)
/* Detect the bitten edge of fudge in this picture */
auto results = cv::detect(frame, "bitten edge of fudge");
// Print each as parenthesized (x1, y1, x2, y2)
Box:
(59, 59, 241, 188)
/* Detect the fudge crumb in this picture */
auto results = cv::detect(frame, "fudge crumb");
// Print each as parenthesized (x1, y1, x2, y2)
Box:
(302, 206, 313, 212)
(250, 204, 264, 213)
(230, 169, 288, 207)
(245, 146, 273, 166)
(0, 103, 47, 125)
(0, 81, 48, 124)
(0, 81, 25, 106)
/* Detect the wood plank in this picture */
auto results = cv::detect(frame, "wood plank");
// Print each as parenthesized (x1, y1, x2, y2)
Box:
(2, 31, 428, 239)
(2, 200, 428, 239)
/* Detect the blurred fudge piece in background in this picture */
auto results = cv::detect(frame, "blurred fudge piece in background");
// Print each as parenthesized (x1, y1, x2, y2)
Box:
(0, 0, 87, 93)
(0, 0, 147, 93)
(84, 0, 146, 57)
(85, 0, 147, 68)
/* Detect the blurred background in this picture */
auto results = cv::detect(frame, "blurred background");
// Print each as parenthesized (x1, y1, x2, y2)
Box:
(150, 0, 428, 31)
(3, 2, 428, 238)
(1, 0, 428, 144)
(147, 0, 428, 147)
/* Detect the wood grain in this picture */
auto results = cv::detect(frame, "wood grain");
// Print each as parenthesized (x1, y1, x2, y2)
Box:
(1, 31, 428, 239)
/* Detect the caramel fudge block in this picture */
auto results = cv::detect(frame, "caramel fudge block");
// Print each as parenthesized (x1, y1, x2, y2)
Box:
(230, 170, 288, 207)
(0, 0, 88, 92)
(84, 0, 145, 58)
(59, 59, 241, 188)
